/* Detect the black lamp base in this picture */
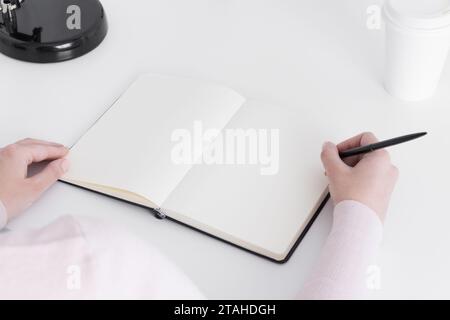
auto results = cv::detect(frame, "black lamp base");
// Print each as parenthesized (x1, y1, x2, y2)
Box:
(0, 0, 107, 63)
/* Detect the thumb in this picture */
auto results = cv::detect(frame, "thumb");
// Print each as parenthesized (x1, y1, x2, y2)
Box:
(28, 158, 70, 195)
(321, 142, 346, 176)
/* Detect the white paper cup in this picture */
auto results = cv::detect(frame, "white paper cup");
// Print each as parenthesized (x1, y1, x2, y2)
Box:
(384, 0, 450, 101)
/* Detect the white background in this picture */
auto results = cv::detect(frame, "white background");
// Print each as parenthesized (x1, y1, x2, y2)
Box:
(1, 0, 449, 299)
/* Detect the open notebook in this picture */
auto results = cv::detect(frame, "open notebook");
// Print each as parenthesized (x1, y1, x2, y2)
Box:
(62, 74, 329, 263)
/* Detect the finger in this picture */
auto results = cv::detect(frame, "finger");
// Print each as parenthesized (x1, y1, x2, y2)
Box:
(16, 138, 64, 147)
(391, 165, 400, 182)
(336, 132, 378, 152)
(338, 132, 379, 166)
(16, 144, 69, 165)
(359, 132, 378, 146)
(27, 158, 70, 195)
(358, 133, 391, 161)
(365, 148, 391, 164)
(321, 142, 348, 176)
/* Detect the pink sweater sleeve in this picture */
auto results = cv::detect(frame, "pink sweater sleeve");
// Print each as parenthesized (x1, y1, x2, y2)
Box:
(299, 200, 383, 300)
(0, 203, 204, 299)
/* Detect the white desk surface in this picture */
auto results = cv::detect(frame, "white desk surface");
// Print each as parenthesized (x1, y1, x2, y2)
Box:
(1, 0, 449, 299)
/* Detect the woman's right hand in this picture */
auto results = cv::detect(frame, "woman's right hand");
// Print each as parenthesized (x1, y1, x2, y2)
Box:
(320, 132, 399, 223)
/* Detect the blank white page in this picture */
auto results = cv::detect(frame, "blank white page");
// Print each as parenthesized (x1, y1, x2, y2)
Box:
(63, 74, 245, 206)
(162, 100, 329, 261)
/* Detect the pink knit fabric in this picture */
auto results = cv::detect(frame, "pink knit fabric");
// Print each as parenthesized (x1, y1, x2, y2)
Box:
(0, 212, 203, 299)
(0, 200, 382, 299)
(299, 200, 383, 299)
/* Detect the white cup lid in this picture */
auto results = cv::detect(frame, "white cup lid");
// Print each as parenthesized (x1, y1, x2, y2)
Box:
(385, 0, 450, 30)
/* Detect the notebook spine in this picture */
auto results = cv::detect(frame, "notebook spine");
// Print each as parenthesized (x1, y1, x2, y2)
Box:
(153, 208, 167, 220)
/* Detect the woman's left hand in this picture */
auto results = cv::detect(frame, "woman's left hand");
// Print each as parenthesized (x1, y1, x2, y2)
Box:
(0, 138, 69, 222)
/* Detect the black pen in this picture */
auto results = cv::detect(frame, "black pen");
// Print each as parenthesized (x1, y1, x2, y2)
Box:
(339, 132, 427, 159)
